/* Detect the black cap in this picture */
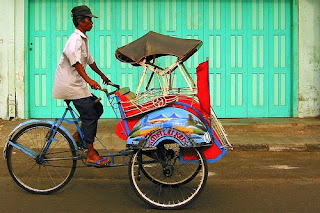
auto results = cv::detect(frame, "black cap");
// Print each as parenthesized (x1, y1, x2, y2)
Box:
(71, 5, 98, 18)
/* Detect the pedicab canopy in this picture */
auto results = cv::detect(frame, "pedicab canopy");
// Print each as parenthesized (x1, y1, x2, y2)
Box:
(115, 31, 203, 66)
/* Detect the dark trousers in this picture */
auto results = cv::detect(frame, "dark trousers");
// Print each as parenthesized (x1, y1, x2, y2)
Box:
(72, 95, 103, 144)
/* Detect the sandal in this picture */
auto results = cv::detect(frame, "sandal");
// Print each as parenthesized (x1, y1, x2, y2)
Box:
(87, 157, 111, 168)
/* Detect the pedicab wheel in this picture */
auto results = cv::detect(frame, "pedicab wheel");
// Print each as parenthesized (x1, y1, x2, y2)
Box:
(6, 123, 77, 194)
(128, 145, 208, 209)
(140, 143, 201, 186)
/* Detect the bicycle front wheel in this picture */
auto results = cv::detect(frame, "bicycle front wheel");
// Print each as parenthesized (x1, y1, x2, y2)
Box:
(6, 123, 77, 194)
(129, 145, 208, 209)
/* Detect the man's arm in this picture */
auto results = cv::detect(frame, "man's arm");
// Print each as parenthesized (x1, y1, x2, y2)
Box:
(89, 62, 119, 89)
(74, 63, 101, 90)
(89, 62, 110, 84)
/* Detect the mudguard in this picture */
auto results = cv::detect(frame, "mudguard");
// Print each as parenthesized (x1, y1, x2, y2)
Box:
(126, 107, 212, 148)
(3, 120, 78, 159)
(126, 107, 227, 162)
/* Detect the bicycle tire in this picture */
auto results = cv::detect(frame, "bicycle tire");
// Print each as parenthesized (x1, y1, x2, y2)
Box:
(128, 145, 208, 209)
(6, 123, 77, 194)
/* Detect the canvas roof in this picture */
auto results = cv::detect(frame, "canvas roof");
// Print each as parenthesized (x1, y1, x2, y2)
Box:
(115, 31, 203, 66)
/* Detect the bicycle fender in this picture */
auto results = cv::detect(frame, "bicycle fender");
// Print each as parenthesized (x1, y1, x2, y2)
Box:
(3, 120, 40, 159)
(3, 120, 78, 160)
(126, 107, 212, 148)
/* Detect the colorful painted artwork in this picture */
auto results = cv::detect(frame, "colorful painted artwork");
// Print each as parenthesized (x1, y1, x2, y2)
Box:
(128, 107, 208, 140)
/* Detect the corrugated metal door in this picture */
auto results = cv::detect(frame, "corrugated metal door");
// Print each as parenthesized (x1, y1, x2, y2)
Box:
(204, 0, 293, 117)
(28, 0, 51, 117)
(28, 0, 294, 118)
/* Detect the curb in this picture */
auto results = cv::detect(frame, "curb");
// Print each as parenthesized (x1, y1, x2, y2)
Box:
(232, 144, 320, 152)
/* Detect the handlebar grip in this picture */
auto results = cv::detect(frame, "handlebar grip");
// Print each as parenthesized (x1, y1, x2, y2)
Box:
(98, 86, 119, 96)
(108, 82, 120, 90)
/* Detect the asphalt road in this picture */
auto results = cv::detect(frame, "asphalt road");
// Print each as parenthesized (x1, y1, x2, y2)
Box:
(1, 151, 320, 213)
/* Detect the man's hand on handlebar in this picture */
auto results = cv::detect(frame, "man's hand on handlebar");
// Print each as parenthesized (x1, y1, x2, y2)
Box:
(88, 79, 101, 90)
(107, 81, 120, 89)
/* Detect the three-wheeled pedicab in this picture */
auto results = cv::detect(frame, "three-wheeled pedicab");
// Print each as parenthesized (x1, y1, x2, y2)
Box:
(4, 31, 232, 209)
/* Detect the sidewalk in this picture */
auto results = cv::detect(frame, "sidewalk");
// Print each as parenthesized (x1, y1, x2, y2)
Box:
(221, 117, 320, 151)
(1, 117, 320, 151)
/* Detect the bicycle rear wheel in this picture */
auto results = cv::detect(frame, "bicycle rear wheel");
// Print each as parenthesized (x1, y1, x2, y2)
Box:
(129, 144, 208, 209)
(6, 123, 77, 194)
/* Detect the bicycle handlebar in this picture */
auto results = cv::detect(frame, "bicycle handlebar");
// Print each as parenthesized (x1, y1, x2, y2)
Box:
(107, 90, 118, 96)
(97, 83, 120, 97)
(107, 82, 120, 90)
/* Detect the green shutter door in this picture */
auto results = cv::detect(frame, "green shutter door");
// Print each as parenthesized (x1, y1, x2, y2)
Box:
(203, 0, 293, 117)
(29, 0, 52, 117)
(28, 0, 295, 118)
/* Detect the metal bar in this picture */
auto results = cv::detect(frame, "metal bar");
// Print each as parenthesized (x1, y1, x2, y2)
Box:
(181, 63, 196, 87)
(210, 107, 233, 150)
(138, 61, 161, 74)
(135, 66, 148, 96)
(160, 60, 179, 75)
(169, 71, 172, 90)
(145, 72, 155, 90)
(7, 141, 38, 159)
(162, 75, 168, 95)
(43, 157, 78, 161)
(177, 63, 193, 90)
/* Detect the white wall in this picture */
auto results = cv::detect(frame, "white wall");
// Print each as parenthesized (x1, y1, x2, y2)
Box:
(0, 0, 25, 119)
(298, 0, 320, 117)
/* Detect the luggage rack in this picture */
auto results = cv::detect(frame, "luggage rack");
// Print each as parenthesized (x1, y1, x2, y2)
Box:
(117, 87, 199, 118)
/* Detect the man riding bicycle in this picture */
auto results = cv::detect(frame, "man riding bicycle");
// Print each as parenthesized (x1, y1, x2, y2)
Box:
(52, 5, 113, 167)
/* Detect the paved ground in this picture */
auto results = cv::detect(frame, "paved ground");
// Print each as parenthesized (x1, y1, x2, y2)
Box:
(1, 117, 320, 151)
(1, 151, 320, 212)
(1, 118, 320, 212)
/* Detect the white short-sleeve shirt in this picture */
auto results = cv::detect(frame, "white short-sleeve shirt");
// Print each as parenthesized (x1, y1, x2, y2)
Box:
(52, 29, 94, 100)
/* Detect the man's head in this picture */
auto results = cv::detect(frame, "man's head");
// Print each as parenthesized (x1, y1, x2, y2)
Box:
(71, 5, 98, 30)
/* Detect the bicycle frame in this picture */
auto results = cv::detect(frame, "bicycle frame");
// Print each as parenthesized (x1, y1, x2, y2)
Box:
(47, 98, 133, 167)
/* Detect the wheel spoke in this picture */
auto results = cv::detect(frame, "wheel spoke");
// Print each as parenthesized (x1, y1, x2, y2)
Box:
(44, 165, 57, 186)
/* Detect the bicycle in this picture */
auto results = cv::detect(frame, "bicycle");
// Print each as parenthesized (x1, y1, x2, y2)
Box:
(4, 31, 232, 209)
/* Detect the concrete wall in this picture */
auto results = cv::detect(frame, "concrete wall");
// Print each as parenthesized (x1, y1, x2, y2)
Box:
(298, 0, 320, 117)
(0, 0, 25, 119)
(0, 0, 320, 119)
